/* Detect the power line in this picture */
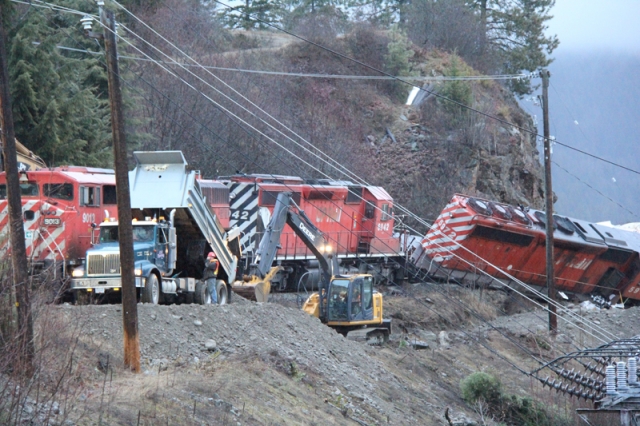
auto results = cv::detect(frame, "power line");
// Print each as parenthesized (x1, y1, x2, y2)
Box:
(553, 160, 640, 220)
(35, 43, 536, 81)
(107, 1, 615, 344)
(18, 0, 617, 350)
(210, 0, 640, 178)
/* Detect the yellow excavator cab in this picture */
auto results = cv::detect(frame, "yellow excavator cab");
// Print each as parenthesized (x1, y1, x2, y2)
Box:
(304, 274, 391, 344)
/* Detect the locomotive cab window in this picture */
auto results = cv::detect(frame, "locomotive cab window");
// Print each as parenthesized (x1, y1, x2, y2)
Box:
(18, 182, 39, 197)
(260, 190, 301, 206)
(44, 183, 73, 201)
(79, 186, 100, 206)
(364, 202, 375, 219)
(381, 204, 391, 221)
(0, 183, 40, 199)
(0, 184, 40, 199)
(103, 185, 117, 205)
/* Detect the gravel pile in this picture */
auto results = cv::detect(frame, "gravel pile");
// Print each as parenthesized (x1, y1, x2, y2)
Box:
(62, 300, 409, 422)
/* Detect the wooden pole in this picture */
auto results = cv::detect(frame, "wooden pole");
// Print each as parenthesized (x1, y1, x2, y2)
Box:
(101, 8, 140, 372)
(541, 69, 557, 334)
(0, 4, 34, 376)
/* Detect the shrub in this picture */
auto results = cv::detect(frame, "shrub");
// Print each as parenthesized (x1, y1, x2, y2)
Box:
(460, 372, 572, 425)
(460, 372, 502, 406)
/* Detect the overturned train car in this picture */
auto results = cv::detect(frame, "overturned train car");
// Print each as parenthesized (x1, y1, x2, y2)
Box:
(410, 194, 640, 301)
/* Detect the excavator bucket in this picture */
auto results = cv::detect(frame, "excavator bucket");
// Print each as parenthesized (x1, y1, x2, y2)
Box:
(231, 280, 271, 303)
(230, 266, 281, 303)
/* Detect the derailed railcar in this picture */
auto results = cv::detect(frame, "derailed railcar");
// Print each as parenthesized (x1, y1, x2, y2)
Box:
(411, 194, 640, 301)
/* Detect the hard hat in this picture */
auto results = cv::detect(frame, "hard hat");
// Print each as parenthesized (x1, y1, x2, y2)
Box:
(207, 252, 217, 259)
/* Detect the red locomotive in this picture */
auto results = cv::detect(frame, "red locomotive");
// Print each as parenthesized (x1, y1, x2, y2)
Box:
(0, 167, 117, 281)
(411, 194, 640, 302)
(221, 174, 402, 291)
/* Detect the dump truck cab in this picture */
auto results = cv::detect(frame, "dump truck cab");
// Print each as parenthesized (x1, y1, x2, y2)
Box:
(70, 151, 238, 305)
(70, 217, 176, 297)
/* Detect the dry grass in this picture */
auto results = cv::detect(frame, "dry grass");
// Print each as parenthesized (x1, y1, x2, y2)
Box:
(385, 283, 503, 332)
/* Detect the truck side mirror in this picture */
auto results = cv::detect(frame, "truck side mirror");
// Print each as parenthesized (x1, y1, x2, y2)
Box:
(90, 222, 97, 245)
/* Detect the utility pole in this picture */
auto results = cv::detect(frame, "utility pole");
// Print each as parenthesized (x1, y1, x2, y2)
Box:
(541, 69, 557, 334)
(100, 7, 140, 372)
(0, 4, 34, 375)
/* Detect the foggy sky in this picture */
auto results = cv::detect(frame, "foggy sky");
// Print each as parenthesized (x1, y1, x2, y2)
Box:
(521, 1, 640, 224)
(548, 0, 640, 54)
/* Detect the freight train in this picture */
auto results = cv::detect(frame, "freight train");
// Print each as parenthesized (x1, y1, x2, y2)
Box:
(410, 194, 640, 303)
(4, 158, 640, 305)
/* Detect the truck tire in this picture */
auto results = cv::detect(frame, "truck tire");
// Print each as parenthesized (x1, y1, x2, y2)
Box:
(194, 281, 211, 305)
(215, 280, 228, 305)
(141, 274, 160, 304)
(75, 290, 90, 306)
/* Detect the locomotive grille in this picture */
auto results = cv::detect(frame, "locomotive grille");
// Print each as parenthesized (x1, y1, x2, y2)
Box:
(87, 253, 121, 275)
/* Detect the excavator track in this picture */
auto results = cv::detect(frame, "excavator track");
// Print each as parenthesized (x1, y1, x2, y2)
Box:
(345, 328, 390, 346)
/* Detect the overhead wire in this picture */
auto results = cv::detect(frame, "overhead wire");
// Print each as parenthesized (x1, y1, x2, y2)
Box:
(32, 0, 622, 380)
(210, 0, 640, 178)
(553, 161, 640, 220)
(103, 1, 616, 344)
(20, 0, 616, 370)
(547, 82, 640, 221)
(30, 44, 540, 81)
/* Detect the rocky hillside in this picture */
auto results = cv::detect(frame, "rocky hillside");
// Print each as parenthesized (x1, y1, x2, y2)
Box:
(135, 28, 546, 229)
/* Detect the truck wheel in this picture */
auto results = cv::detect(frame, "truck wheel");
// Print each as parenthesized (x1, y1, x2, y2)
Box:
(194, 281, 211, 305)
(75, 290, 90, 306)
(216, 280, 228, 305)
(141, 274, 160, 304)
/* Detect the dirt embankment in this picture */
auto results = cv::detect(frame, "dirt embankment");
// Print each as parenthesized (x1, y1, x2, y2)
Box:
(6, 285, 639, 425)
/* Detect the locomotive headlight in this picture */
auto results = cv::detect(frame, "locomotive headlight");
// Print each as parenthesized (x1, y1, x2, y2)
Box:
(71, 266, 85, 278)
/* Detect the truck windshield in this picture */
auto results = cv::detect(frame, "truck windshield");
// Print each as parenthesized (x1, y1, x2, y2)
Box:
(99, 225, 156, 243)
(99, 226, 119, 243)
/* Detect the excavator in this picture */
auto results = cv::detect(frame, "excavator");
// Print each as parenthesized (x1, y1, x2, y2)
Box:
(232, 192, 391, 344)
(0, 138, 47, 171)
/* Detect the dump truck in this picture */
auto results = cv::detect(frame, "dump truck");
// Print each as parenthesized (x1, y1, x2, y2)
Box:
(69, 151, 239, 304)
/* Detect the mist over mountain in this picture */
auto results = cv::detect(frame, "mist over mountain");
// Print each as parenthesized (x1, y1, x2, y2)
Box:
(521, 51, 640, 224)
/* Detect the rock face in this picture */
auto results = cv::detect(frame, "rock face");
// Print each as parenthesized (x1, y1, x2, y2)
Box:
(366, 82, 545, 230)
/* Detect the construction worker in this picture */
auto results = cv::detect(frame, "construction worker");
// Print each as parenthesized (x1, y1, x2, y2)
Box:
(204, 252, 219, 304)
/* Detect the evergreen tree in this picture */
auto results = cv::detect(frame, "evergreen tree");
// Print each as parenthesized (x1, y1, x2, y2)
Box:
(384, 25, 415, 100)
(472, 0, 559, 95)
(218, 0, 285, 30)
(7, 1, 112, 166)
